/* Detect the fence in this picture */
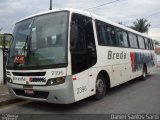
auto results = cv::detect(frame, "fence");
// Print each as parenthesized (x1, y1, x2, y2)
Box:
(0, 34, 8, 84)
(0, 47, 3, 83)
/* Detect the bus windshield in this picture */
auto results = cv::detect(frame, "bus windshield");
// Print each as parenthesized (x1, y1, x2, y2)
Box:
(7, 11, 69, 69)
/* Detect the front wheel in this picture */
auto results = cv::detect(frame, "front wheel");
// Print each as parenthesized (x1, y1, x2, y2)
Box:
(94, 74, 106, 100)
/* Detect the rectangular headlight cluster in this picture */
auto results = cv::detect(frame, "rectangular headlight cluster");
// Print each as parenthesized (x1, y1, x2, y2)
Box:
(46, 77, 66, 86)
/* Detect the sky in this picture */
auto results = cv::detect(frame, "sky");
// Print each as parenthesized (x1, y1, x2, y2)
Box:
(0, 0, 160, 41)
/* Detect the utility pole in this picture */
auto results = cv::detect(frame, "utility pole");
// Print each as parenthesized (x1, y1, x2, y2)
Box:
(2, 35, 6, 84)
(49, 0, 52, 10)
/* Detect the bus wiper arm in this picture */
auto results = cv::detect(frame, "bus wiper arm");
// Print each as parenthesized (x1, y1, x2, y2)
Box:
(26, 35, 32, 65)
(13, 35, 29, 68)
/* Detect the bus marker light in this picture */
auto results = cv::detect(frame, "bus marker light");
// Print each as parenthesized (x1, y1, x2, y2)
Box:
(72, 77, 77, 80)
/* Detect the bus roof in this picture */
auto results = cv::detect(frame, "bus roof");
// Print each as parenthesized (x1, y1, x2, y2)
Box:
(17, 8, 152, 40)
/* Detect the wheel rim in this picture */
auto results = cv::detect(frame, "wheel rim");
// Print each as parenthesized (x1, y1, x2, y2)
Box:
(143, 70, 146, 78)
(96, 79, 104, 94)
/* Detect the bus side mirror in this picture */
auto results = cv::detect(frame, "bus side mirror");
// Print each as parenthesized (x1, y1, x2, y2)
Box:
(3, 33, 14, 47)
(3, 33, 14, 39)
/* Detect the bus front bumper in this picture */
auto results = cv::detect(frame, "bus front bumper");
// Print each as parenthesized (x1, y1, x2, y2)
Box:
(7, 77, 75, 104)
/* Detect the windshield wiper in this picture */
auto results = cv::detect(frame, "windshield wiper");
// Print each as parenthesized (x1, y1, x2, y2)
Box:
(13, 35, 29, 68)
(26, 36, 32, 65)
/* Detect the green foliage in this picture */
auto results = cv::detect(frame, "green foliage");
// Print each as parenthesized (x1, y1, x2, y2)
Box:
(0, 34, 11, 47)
(0, 34, 2, 46)
(130, 18, 151, 33)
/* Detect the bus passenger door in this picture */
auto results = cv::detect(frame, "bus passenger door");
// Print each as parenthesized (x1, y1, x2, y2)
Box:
(70, 13, 97, 101)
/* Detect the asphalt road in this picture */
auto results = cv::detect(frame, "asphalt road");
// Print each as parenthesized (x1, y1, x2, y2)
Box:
(0, 68, 160, 114)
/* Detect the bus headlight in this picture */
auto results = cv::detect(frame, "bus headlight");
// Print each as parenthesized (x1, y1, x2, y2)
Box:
(6, 77, 13, 83)
(47, 77, 66, 86)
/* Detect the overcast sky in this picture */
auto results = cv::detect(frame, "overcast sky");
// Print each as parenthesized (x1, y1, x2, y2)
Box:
(0, 0, 160, 41)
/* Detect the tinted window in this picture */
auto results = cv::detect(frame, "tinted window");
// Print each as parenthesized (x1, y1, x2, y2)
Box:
(152, 40, 155, 50)
(138, 36, 145, 49)
(149, 39, 153, 50)
(128, 33, 138, 48)
(8, 12, 69, 67)
(70, 13, 97, 74)
(144, 38, 151, 50)
(96, 20, 116, 46)
(116, 28, 129, 47)
(70, 17, 86, 52)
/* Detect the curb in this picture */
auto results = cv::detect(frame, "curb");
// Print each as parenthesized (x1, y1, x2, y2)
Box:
(0, 99, 24, 107)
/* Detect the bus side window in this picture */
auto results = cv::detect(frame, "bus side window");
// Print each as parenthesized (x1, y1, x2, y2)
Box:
(115, 28, 129, 47)
(116, 28, 123, 46)
(152, 40, 155, 50)
(129, 33, 138, 48)
(123, 31, 129, 47)
(138, 36, 145, 49)
(96, 20, 116, 46)
(147, 39, 151, 50)
(96, 22, 107, 45)
(144, 38, 150, 50)
(149, 39, 153, 50)
(105, 25, 115, 46)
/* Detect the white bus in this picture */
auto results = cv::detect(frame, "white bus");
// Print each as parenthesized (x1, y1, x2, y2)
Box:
(6, 8, 156, 104)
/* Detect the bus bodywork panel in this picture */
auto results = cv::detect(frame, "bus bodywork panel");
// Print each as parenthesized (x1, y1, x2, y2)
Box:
(94, 45, 156, 87)
(7, 75, 75, 104)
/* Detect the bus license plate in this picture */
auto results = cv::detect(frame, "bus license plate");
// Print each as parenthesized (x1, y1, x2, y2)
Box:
(24, 89, 34, 94)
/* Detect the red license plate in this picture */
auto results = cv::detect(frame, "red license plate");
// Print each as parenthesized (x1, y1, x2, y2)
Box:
(24, 89, 34, 94)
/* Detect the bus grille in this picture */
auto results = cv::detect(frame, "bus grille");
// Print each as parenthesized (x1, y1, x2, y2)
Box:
(13, 89, 49, 99)
(12, 72, 46, 76)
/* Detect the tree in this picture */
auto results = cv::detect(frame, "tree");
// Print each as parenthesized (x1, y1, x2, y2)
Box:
(130, 18, 151, 33)
(118, 22, 123, 25)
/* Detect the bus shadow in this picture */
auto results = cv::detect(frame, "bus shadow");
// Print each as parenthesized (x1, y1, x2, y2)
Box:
(19, 74, 153, 113)
(19, 97, 94, 113)
(108, 74, 153, 95)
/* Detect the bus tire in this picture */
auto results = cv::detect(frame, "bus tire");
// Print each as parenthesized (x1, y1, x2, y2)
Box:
(94, 74, 106, 100)
(142, 65, 147, 80)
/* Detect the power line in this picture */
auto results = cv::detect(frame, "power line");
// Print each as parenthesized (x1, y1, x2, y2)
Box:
(145, 11, 160, 19)
(83, 0, 125, 11)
